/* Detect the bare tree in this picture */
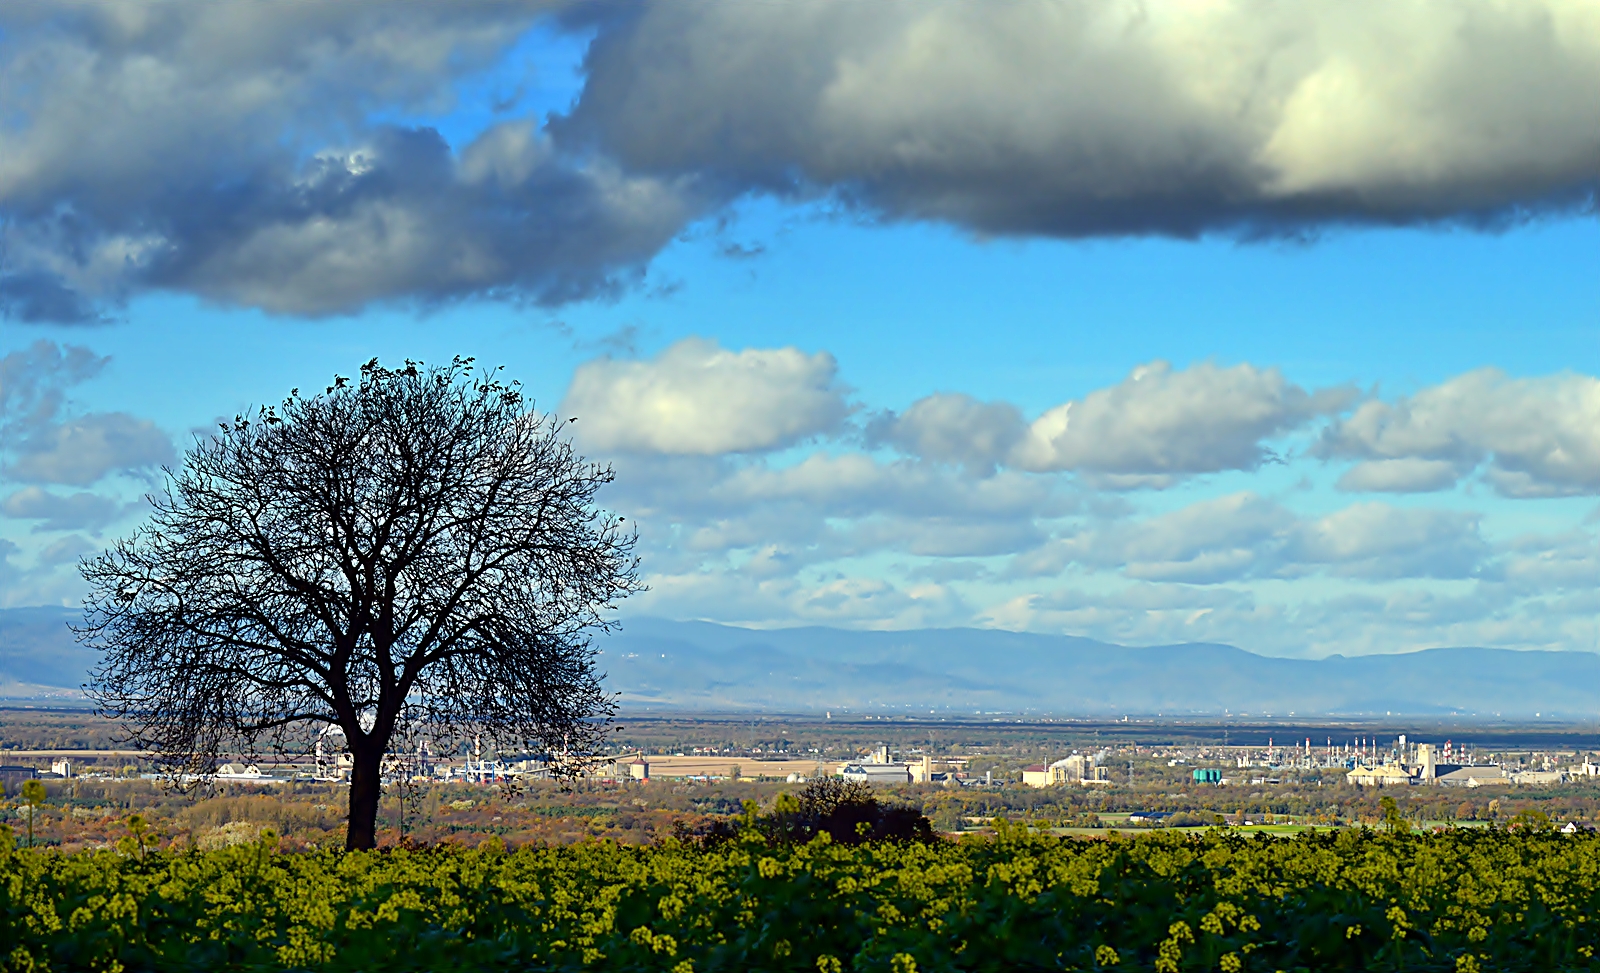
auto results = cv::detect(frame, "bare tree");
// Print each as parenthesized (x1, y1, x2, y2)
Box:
(79, 358, 639, 850)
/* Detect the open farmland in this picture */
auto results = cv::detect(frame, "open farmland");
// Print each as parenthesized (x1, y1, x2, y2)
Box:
(634, 755, 829, 779)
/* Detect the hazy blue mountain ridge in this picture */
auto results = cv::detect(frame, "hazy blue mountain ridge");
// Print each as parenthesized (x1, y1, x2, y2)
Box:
(0, 606, 97, 692)
(3, 608, 1594, 716)
(598, 619, 1595, 716)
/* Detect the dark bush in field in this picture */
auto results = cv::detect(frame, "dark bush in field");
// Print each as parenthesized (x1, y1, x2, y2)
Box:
(773, 777, 935, 845)
(675, 777, 934, 848)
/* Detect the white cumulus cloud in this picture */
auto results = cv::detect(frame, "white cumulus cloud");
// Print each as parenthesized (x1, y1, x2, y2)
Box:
(866, 393, 1026, 470)
(1320, 369, 1600, 497)
(1012, 361, 1352, 479)
(870, 361, 1353, 484)
(562, 338, 851, 455)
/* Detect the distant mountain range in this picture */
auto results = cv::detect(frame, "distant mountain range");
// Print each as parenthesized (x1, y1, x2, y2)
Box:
(4, 607, 1597, 717)
(0, 606, 96, 699)
(597, 618, 1600, 717)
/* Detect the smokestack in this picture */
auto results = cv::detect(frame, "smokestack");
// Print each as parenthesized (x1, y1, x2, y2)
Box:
(1417, 743, 1437, 780)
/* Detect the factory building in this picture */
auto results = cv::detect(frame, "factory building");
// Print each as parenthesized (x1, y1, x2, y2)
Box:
(1510, 769, 1564, 786)
(1056, 754, 1092, 783)
(1435, 766, 1510, 787)
(840, 762, 913, 785)
(1022, 753, 1110, 787)
(1346, 764, 1414, 787)
(838, 744, 914, 785)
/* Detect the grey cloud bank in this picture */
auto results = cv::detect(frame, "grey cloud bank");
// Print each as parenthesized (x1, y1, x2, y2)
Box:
(4, 1, 1600, 322)
(563, 2, 1600, 238)
(0, 2, 691, 322)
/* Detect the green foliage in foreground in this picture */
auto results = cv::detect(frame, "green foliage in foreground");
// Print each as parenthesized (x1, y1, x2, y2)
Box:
(4, 825, 1599, 972)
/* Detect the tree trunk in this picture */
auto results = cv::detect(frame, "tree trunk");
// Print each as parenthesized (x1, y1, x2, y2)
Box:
(346, 745, 384, 851)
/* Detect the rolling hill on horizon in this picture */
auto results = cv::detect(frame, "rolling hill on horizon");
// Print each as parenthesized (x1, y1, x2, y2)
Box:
(5, 606, 1596, 717)
(596, 618, 1600, 718)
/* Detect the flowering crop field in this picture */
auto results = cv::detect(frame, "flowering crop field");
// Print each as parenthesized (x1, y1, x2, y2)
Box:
(3, 826, 1597, 972)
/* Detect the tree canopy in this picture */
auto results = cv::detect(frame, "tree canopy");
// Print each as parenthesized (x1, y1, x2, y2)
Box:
(80, 357, 639, 848)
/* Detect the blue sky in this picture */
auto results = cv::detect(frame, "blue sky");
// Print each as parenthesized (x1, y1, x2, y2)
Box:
(3, 3, 1599, 658)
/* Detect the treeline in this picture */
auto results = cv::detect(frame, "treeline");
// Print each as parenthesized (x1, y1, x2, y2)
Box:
(16, 774, 1600, 856)
(907, 780, 1600, 830)
(0, 709, 124, 751)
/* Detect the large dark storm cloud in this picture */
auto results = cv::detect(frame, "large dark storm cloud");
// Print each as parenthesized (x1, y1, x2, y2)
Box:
(561, 2, 1600, 237)
(0, 1, 697, 322)
(3, 1, 1599, 323)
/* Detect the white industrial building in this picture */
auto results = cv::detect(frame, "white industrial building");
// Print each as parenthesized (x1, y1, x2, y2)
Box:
(840, 763, 912, 784)
(1023, 753, 1110, 787)
(837, 745, 914, 785)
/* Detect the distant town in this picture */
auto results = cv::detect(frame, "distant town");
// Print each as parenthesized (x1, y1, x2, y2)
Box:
(5, 714, 1595, 793)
